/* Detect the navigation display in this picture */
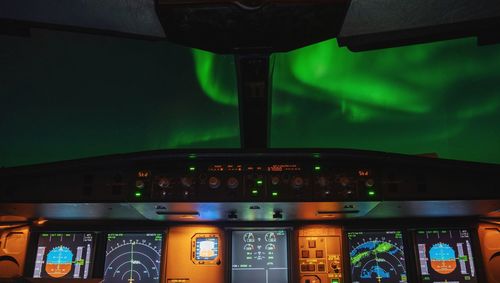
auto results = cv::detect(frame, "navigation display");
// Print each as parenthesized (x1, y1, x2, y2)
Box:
(195, 237, 219, 260)
(415, 229, 477, 283)
(103, 233, 163, 283)
(231, 230, 288, 283)
(347, 230, 408, 283)
(33, 233, 94, 279)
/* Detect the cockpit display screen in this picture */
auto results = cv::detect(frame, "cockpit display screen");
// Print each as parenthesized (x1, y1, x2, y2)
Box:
(347, 230, 408, 283)
(415, 229, 477, 283)
(195, 237, 219, 261)
(231, 230, 288, 283)
(33, 232, 95, 279)
(103, 233, 163, 283)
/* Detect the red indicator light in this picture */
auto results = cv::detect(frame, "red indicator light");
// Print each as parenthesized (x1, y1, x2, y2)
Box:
(358, 170, 370, 177)
(137, 170, 150, 178)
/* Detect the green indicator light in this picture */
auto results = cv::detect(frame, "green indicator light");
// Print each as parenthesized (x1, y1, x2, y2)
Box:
(188, 154, 197, 159)
(251, 189, 259, 195)
(368, 191, 376, 196)
(256, 180, 263, 185)
(135, 192, 142, 197)
(331, 279, 340, 283)
(312, 153, 321, 158)
(189, 166, 196, 171)
(272, 192, 278, 197)
(314, 165, 321, 171)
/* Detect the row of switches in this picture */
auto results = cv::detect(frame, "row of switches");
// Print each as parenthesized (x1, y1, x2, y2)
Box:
(301, 249, 324, 258)
(301, 263, 326, 272)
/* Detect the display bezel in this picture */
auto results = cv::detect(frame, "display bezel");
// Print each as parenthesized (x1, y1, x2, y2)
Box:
(343, 228, 411, 283)
(227, 227, 293, 283)
(412, 227, 482, 283)
(26, 231, 98, 280)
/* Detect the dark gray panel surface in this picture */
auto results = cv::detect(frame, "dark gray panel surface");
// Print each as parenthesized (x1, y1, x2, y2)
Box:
(0, 0, 165, 37)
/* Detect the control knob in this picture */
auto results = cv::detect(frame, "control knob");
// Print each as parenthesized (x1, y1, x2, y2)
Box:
(208, 176, 221, 189)
(227, 177, 239, 189)
(291, 176, 304, 189)
(181, 177, 194, 188)
(158, 177, 170, 189)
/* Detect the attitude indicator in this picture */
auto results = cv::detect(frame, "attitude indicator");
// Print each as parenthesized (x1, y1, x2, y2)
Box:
(33, 233, 94, 279)
(415, 229, 477, 283)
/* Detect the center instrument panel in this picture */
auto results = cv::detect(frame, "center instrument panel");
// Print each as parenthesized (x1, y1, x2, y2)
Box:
(9, 220, 488, 283)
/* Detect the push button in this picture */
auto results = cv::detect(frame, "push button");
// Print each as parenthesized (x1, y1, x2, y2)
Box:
(318, 263, 325, 271)
(308, 264, 316, 271)
(308, 240, 316, 248)
(315, 250, 324, 258)
(301, 264, 308, 272)
(301, 250, 310, 258)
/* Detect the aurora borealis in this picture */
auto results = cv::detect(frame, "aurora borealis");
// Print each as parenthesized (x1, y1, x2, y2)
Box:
(1, 29, 500, 166)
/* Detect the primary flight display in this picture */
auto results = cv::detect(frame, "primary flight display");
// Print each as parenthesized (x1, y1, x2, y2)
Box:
(415, 229, 477, 283)
(33, 233, 94, 279)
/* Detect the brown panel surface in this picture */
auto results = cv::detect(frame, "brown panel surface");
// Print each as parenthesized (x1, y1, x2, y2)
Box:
(166, 226, 224, 283)
(479, 223, 500, 283)
(0, 226, 29, 278)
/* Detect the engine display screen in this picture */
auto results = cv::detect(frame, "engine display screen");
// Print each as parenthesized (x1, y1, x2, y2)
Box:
(195, 237, 219, 260)
(347, 230, 408, 283)
(415, 229, 477, 283)
(33, 233, 94, 279)
(103, 233, 163, 283)
(231, 230, 288, 283)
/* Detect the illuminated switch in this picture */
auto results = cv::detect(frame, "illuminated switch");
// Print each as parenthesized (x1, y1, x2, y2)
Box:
(308, 240, 316, 248)
(331, 280, 340, 283)
(317, 263, 325, 272)
(315, 250, 324, 258)
(301, 250, 310, 258)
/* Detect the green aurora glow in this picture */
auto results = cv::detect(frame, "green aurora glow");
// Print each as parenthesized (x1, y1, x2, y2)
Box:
(1, 30, 500, 166)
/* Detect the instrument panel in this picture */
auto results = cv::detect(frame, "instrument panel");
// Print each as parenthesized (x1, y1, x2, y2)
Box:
(0, 220, 490, 283)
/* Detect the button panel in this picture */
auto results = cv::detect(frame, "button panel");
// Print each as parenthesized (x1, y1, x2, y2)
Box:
(299, 226, 343, 283)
